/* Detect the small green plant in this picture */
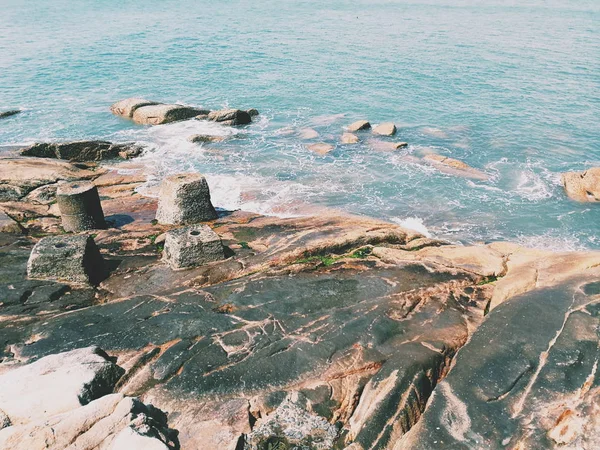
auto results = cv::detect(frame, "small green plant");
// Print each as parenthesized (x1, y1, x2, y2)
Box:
(350, 247, 372, 258)
(477, 275, 499, 285)
(151, 219, 158, 225)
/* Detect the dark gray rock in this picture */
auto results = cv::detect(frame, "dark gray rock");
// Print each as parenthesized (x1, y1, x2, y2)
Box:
(56, 181, 106, 232)
(0, 110, 20, 119)
(20, 141, 142, 162)
(27, 234, 107, 285)
(132, 104, 209, 125)
(155, 173, 218, 225)
(163, 224, 225, 269)
(207, 109, 252, 126)
(246, 109, 260, 117)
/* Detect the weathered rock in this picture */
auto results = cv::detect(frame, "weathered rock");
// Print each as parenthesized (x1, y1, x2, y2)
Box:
(163, 224, 225, 269)
(372, 122, 397, 136)
(188, 134, 226, 144)
(24, 183, 58, 205)
(132, 104, 208, 125)
(307, 143, 335, 155)
(20, 141, 142, 162)
(341, 133, 359, 144)
(423, 153, 489, 181)
(400, 278, 600, 450)
(562, 167, 600, 201)
(207, 109, 252, 126)
(110, 97, 160, 118)
(0, 110, 20, 119)
(0, 393, 176, 450)
(299, 128, 319, 140)
(246, 108, 260, 117)
(27, 234, 107, 285)
(0, 211, 22, 234)
(0, 346, 124, 425)
(347, 120, 371, 132)
(155, 173, 218, 225)
(0, 157, 100, 201)
(56, 181, 106, 231)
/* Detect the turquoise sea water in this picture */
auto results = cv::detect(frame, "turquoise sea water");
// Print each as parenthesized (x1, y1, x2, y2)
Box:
(1, 0, 599, 249)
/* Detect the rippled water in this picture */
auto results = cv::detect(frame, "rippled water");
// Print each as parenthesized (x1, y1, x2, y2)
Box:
(1, 0, 599, 249)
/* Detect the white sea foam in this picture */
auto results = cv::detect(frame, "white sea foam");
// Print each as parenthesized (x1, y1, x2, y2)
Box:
(391, 217, 432, 238)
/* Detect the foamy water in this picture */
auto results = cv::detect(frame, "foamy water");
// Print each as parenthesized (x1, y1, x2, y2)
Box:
(1, 0, 599, 250)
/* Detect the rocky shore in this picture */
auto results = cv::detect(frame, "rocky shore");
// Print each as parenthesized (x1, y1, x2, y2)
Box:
(1, 101, 600, 449)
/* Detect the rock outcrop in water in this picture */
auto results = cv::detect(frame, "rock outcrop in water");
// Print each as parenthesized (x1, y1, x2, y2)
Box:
(562, 167, 600, 201)
(0, 110, 20, 119)
(2, 146, 600, 449)
(20, 141, 143, 162)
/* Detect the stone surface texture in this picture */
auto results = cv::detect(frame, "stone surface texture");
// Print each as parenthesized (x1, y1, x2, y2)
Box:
(20, 141, 142, 162)
(56, 181, 106, 231)
(110, 98, 160, 118)
(207, 109, 252, 125)
(163, 224, 225, 269)
(562, 167, 600, 201)
(347, 120, 371, 132)
(155, 173, 218, 225)
(132, 104, 208, 125)
(372, 122, 397, 136)
(341, 133, 360, 144)
(27, 234, 107, 284)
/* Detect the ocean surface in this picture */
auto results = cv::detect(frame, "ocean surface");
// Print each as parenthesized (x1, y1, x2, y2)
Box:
(1, 0, 599, 249)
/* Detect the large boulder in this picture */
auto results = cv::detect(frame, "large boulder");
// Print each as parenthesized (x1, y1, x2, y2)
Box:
(207, 109, 252, 126)
(132, 104, 209, 125)
(20, 141, 142, 162)
(0, 393, 176, 450)
(562, 167, 600, 201)
(0, 346, 124, 425)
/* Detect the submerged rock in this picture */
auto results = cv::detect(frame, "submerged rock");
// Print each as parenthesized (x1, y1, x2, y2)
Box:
(307, 143, 335, 155)
(562, 167, 600, 202)
(188, 134, 226, 144)
(341, 132, 359, 144)
(423, 153, 489, 181)
(20, 140, 142, 162)
(372, 122, 397, 136)
(299, 128, 319, 140)
(347, 120, 371, 132)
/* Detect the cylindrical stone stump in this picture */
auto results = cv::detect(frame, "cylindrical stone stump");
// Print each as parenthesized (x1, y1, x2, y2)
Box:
(56, 181, 106, 232)
(155, 173, 218, 225)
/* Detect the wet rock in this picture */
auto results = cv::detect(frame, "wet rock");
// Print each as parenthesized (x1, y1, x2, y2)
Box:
(163, 224, 225, 269)
(110, 97, 160, 118)
(0, 393, 176, 450)
(27, 234, 107, 285)
(247, 108, 260, 117)
(394, 142, 408, 149)
(207, 109, 252, 126)
(341, 133, 359, 144)
(307, 143, 335, 155)
(0, 157, 101, 201)
(423, 153, 489, 181)
(155, 173, 218, 225)
(20, 141, 142, 162)
(188, 134, 226, 144)
(0, 346, 124, 425)
(347, 120, 371, 132)
(132, 104, 208, 125)
(372, 122, 397, 136)
(562, 167, 600, 201)
(56, 181, 106, 232)
(0, 110, 20, 119)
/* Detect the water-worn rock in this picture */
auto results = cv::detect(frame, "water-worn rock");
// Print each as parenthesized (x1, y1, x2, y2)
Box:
(0, 110, 20, 119)
(188, 134, 226, 144)
(0, 393, 176, 450)
(20, 141, 142, 162)
(299, 128, 319, 140)
(207, 109, 252, 126)
(155, 173, 218, 225)
(372, 122, 397, 136)
(0, 157, 100, 201)
(562, 167, 600, 201)
(341, 133, 359, 144)
(56, 181, 106, 231)
(163, 224, 225, 269)
(423, 153, 489, 181)
(110, 98, 160, 118)
(0, 346, 124, 425)
(347, 120, 371, 132)
(132, 104, 208, 125)
(307, 143, 335, 155)
(27, 234, 107, 285)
